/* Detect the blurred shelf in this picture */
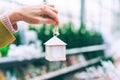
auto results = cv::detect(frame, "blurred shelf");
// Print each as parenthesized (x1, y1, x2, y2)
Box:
(0, 54, 45, 68)
(30, 57, 101, 80)
(0, 54, 44, 64)
(0, 44, 106, 67)
(67, 44, 106, 55)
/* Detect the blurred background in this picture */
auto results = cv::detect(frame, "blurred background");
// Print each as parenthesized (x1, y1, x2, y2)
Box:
(0, 0, 120, 80)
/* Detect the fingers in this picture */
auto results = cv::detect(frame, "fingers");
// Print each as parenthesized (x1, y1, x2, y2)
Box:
(35, 3, 59, 26)
(42, 3, 58, 14)
(38, 17, 56, 25)
(43, 4, 59, 26)
(48, 6, 58, 14)
(43, 7, 59, 26)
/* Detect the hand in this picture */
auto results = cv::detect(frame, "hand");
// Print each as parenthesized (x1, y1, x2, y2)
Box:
(8, 3, 59, 26)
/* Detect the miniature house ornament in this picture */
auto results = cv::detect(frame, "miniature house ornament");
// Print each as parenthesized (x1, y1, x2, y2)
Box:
(44, 27, 67, 61)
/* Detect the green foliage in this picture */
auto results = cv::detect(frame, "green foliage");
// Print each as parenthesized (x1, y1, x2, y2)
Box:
(83, 50, 104, 60)
(22, 22, 105, 60)
(14, 31, 21, 46)
(28, 22, 104, 53)
(0, 45, 9, 57)
(58, 23, 103, 49)
(101, 56, 114, 63)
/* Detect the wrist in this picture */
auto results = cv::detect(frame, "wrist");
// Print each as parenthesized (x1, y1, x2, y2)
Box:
(8, 10, 23, 24)
(0, 14, 18, 33)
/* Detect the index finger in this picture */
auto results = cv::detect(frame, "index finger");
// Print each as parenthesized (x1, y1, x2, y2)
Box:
(43, 7, 59, 25)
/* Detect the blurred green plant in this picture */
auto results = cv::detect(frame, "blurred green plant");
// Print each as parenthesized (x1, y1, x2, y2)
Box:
(29, 22, 104, 50)
(0, 45, 9, 57)
(101, 56, 114, 63)
(14, 31, 21, 46)
(28, 22, 104, 60)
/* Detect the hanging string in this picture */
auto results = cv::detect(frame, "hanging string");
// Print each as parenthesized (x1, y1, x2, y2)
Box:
(53, 27, 59, 36)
